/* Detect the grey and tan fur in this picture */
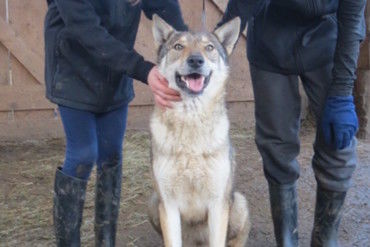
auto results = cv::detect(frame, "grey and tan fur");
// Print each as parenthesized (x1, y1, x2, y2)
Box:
(148, 15, 250, 247)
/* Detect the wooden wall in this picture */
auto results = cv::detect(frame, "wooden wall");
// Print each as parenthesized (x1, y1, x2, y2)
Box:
(0, 0, 254, 140)
(0, 1, 59, 140)
(355, 1, 370, 138)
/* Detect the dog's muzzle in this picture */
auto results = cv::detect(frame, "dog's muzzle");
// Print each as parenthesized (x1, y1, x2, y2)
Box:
(175, 72, 212, 95)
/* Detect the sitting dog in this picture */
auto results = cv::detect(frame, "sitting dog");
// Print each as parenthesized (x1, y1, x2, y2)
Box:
(148, 15, 250, 247)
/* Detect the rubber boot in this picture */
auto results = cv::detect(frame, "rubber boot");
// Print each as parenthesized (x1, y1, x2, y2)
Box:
(311, 186, 347, 247)
(268, 182, 299, 247)
(53, 167, 87, 247)
(94, 161, 122, 247)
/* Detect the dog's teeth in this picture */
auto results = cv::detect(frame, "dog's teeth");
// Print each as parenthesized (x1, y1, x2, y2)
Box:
(181, 76, 189, 87)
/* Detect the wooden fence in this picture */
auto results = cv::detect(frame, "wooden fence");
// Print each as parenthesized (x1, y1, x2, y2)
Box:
(1, 0, 369, 140)
(0, 0, 254, 140)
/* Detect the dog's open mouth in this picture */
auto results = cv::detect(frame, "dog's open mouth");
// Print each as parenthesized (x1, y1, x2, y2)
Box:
(176, 72, 211, 95)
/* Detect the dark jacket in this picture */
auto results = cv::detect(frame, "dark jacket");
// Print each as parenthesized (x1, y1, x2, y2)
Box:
(44, 0, 187, 113)
(219, 0, 366, 96)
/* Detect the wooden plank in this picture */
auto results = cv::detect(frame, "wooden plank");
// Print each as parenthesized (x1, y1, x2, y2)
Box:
(0, 109, 63, 141)
(0, 16, 44, 84)
(0, 0, 5, 19)
(0, 1, 9, 86)
(5, 45, 44, 87)
(0, 87, 54, 111)
(0, 40, 8, 85)
(211, 0, 228, 12)
(359, 38, 369, 69)
(8, 0, 47, 58)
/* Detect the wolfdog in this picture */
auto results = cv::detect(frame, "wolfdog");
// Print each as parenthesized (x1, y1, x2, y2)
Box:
(148, 15, 250, 247)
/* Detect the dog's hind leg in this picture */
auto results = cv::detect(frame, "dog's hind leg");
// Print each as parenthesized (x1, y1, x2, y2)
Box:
(148, 192, 162, 234)
(227, 192, 251, 247)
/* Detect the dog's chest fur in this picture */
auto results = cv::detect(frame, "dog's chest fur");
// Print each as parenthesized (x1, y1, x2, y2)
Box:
(150, 99, 232, 220)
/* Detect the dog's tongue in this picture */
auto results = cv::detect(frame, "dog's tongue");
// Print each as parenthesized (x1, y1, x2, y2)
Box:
(186, 76, 204, 92)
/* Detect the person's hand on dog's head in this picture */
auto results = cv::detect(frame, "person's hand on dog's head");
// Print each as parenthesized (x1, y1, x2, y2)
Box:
(148, 66, 181, 109)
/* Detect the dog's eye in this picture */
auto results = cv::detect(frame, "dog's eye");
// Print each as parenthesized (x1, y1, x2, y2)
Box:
(205, 44, 214, 51)
(174, 43, 184, 51)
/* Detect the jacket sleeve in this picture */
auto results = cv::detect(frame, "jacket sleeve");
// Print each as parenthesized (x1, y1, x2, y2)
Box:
(329, 0, 367, 96)
(216, 0, 260, 33)
(141, 0, 188, 31)
(54, 0, 155, 84)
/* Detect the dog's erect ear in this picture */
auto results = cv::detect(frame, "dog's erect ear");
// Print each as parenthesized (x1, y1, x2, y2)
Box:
(152, 14, 175, 48)
(213, 17, 241, 56)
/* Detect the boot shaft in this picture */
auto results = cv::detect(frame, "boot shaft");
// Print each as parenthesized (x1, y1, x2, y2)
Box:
(268, 182, 299, 247)
(53, 167, 88, 247)
(311, 186, 347, 247)
(95, 163, 123, 247)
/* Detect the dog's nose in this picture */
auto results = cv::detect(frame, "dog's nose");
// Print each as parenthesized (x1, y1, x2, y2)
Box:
(187, 55, 204, 68)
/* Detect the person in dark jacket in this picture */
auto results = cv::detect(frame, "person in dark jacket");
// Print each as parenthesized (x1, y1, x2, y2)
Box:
(218, 0, 366, 246)
(44, 0, 187, 246)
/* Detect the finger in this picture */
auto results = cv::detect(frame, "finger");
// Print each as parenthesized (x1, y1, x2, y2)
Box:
(155, 95, 173, 109)
(348, 127, 353, 139)
(154, 96, 167, 109)
(158, 83, 181, 97)
(153, 89, 182, 101)
(334, 129, 343, 150)
(156, 72, 169, 84)
(151, 81, 180, 96)
(321, 121, 332, 147)
(153, 77, 181, 96)
(341, 131, 350, 150)
(348, 126, 355, 140)
(154, 69, 169, 83)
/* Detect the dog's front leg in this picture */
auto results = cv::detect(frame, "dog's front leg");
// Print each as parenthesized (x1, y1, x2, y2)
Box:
(208, 202, 230, 247)
(159, 202, 182, 247)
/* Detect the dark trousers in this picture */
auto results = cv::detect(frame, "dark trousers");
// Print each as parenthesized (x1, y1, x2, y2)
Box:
(250, 64, 357, 192)
(59, 105, 128, 180)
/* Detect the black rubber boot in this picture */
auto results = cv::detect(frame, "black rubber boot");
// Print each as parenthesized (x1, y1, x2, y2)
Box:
(311, 186, 347, 247)
(53, 167, 87, 247)
(268, 182, 299, 247)
(95, 161, 122, 247)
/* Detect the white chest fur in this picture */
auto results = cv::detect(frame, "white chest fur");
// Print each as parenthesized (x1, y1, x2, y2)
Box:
(150, 99, 231, 220)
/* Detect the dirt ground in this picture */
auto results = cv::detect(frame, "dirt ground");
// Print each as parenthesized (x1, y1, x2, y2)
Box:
(0, 122, 369, 247)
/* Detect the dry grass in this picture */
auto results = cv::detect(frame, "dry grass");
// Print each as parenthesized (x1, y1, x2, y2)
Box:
(1, 124, 369, 246)
(0, 130, 153, 247)
(0, 147, 59, 246)
(0, 127, 258, 246)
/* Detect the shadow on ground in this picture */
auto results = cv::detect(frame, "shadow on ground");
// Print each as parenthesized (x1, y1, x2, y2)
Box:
(0, 122, 369, 246)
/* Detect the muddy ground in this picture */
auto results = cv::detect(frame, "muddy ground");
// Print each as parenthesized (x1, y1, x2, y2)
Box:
(0, 122, 369, 247)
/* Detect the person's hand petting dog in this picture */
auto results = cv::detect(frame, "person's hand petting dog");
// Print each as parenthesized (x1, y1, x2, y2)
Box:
(148, 66, 182, 109)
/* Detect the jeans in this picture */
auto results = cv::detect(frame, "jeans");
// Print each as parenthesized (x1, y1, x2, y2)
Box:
(58, 105, 128, 180)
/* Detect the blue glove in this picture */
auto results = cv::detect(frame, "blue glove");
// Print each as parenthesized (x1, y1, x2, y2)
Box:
(321, 96, 358, 150)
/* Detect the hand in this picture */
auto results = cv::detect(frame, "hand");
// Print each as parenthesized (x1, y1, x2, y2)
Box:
(321, 96, 358, 150)
(147, 66, 181, 109)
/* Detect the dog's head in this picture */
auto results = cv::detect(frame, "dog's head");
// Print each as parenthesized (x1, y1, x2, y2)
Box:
(152, 15, 240, 99)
